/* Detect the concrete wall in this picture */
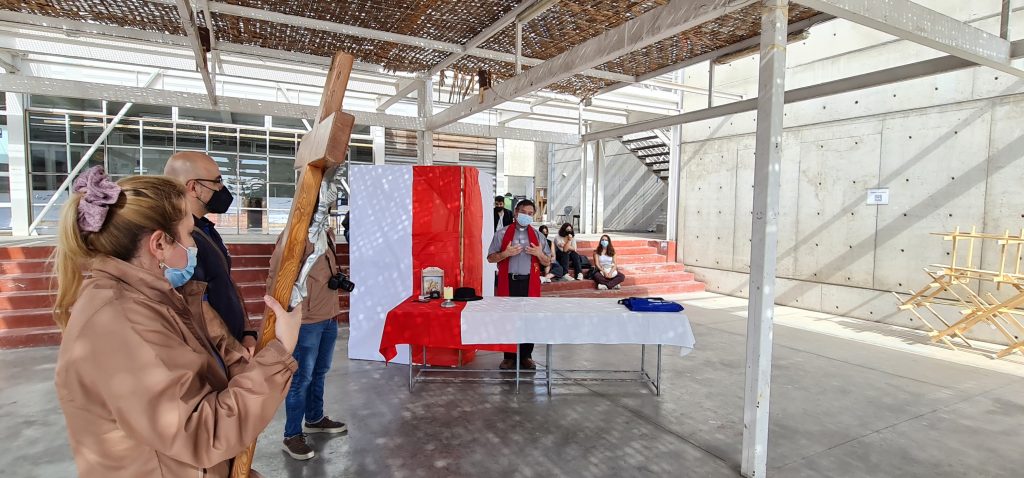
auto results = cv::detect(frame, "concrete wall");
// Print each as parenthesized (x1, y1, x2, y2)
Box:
(601, 140, 668, 231)
(549, 141, 668, 232)
(676, 1, 1024, 344)
(549, 143, 582, 223)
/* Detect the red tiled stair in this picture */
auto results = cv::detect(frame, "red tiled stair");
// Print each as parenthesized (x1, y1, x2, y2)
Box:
(542, 240, 705, 299)
(0, 243, 349, 349)
(0, 238, 704, 349)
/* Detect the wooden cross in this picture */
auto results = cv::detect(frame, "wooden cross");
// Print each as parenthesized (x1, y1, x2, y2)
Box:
(231, 50, 356, 478)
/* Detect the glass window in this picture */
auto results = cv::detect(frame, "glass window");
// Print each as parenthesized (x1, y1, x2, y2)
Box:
(31, 95, 102, 112)
(351, 144, 373, 163)
(239, 129, 267, 155)
(30, 143, 68, 174)
(232, 113, 266, 127)
(68, 115, 105, 144)
(209, 153, 237, 179)
(107, 122, 141, 147)
(0, 176, 10, 200)
(178, 107, 225, 123)
(31, 174, 68, 193)
(269, 133, 297, 156)
(0, 125, 9, 173)
(269, 156, 296, 183)
(28, 113, 66, 143)
(142, 120, 175, 147)
(210, 126, 237, 152)
(142, 148, 173, 176)
(107, 147, 141, 176)
(175, 124, 206, 150)
(238, 155, 267, 202)
(132, 104, 172, 120)
(272, 116, 307, 130)
(69, 145, 105, 172)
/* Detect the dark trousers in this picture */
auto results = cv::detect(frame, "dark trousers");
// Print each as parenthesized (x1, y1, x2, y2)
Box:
(556, 249, 583, 277)
(503, 275, 534, 361)
(593, 271, 626, 288)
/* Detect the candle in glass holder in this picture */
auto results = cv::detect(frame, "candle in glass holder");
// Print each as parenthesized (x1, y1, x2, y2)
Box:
(443, 287, 454, 300)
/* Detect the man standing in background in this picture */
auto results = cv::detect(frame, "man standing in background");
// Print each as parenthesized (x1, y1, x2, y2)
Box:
(165, 152, 258, 350)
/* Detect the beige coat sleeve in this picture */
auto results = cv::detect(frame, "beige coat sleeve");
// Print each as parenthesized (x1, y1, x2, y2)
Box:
(87, 301, 297, 469)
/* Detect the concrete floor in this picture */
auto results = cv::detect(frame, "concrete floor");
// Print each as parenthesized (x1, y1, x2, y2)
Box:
(2, 292, 1023, 477)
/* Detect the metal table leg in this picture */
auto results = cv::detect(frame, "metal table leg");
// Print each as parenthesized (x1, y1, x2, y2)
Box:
(408, 344, 414, 392)
(515, 344, 521, 394)
(641, 344, 646, 373)
(546, 344, 552, 396)
(656, 344, 662, 396)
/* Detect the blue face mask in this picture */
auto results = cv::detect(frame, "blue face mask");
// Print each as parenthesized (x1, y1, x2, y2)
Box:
(162, 240, 198, 288)
(516, 213, 532, 227)
(600, 240, 609, 247)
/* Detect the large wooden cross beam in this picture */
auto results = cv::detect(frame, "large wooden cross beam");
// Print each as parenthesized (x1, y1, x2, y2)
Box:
(231, 50, 356, 478)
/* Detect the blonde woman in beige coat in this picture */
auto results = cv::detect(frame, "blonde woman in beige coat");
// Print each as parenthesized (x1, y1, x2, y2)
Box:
(52, 167, 301, 478)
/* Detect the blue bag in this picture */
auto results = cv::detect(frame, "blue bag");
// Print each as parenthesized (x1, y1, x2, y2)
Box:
(618, 297, 684, 313)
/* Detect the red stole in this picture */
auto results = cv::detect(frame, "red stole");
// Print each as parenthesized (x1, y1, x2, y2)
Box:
(495, 224, 541, 297)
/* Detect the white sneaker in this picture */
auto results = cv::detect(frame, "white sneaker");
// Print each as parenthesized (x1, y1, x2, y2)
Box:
(577, 273, 584, 280)
(613, 284, 621, 290)
(540, 277, 551, 284)
(597, 284, 608, 290)
(563, 275, 575, 281)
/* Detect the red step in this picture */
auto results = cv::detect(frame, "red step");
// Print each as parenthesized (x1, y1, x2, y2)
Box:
(619, 263, 687, 274)
(0, 246, 55, 260)
(577, 246, 658, 257)
(576, 240, 650, 248)
(0, 260, 52, 275)
(607, 254, 666, 265)
(0, 325, 62, 349)
(0, 273, 55, 292)
(542, 272, 696, 293)
(0, 307, 53, 330)
(546, 281, 705, 298)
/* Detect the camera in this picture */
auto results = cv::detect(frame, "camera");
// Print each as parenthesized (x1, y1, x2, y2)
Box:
(328, 272, 355, 292)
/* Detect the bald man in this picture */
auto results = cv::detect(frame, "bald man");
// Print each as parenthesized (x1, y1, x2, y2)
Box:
(165, 152, 257, 349)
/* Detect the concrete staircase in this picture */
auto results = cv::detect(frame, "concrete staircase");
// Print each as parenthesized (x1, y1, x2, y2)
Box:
(619, 130, 671, 181)
(0, 244, 350, 349)
(542, 239, 704, 298)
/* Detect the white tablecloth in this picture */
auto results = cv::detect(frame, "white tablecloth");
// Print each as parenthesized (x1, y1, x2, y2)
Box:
(460, 297, 695, 354)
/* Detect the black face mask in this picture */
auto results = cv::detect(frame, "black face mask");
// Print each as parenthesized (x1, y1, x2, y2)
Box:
(202, 185, 234, 214)
(495, 206, 504, 212)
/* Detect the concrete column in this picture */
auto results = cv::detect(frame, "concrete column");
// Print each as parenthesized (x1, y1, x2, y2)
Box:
(495, 138, 507, 195)
(742, 1, 789, 477)
(6, 92, 30, 236)
(666, 68, 684, 242)
(417, 78, 433, 165)
(594, 139, 604, 234)
(370, 125, 385, 165)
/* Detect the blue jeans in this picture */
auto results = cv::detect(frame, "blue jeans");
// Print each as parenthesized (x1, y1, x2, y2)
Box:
(284, 319, 338, 438)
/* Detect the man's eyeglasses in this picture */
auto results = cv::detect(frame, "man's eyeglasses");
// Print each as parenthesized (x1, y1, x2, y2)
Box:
(190, 177, 223, 185)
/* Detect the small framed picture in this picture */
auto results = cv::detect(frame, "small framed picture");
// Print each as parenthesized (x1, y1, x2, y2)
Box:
(421, 267, 444, 297)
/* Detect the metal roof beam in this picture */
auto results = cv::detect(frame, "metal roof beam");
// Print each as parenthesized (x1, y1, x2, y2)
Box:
(594, 13, 834, 97)
(426, 0, 756, 130)
(376, 77, 422, 112)
(797, 0, 1024, 78)
(202, 1, 633, 83)
(174, 0, 217, 106)
(0, 73, 580, 144)
(584, 38, 1024, 141)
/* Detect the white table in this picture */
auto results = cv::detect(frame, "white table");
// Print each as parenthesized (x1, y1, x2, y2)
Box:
(408, 297, 694, 395)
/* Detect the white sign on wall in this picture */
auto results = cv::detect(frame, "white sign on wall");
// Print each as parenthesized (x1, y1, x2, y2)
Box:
(866, 188, 890, 205)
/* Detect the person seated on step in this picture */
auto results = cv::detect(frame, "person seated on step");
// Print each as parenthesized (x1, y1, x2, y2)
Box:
(592, 234, 625, 291)
(537, 225, 564, 283)
(555, 222, 584, 281)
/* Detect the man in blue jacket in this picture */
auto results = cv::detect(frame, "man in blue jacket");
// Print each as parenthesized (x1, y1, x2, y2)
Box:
(165, 152, 257, 350)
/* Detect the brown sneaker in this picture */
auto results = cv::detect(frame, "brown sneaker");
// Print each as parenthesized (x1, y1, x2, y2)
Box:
(304, 416, 347, 434)
(521, 358, 537, 370)
(282, 434, 314, 460)
(499, 359, 516, 370)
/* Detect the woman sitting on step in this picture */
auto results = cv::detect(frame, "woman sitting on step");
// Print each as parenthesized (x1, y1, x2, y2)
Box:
(592, 235, 625, 290)
(537, 225, 564, 283)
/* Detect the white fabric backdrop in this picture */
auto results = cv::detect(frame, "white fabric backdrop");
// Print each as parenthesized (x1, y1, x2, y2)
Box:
(348, 166, 494, 363)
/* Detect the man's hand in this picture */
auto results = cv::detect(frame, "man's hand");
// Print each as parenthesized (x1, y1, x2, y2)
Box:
(503, 244, 523, 259)
(242, 335, 257, 355)
(526, 244, 544, 258)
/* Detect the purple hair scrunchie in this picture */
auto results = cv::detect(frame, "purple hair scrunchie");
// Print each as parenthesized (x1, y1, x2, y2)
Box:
(73, 166, 122, 233)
